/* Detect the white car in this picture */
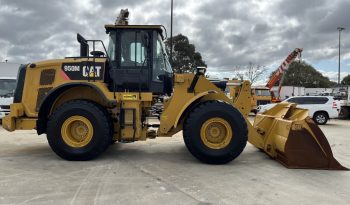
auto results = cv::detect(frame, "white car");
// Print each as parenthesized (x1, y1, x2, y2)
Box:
(0, 77, 16, 121)
(258, 96, 340, 125)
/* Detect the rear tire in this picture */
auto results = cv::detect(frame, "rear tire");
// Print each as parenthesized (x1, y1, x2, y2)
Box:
(339, 107, 349, 119)
(47, 100, 113, 160)
(313, 112, 328, 125)
(183, 101, 248, 164)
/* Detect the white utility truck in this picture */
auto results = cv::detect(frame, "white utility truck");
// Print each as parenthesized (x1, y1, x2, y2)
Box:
(0, 77, 16, 121)
(333, 86, 350, 119)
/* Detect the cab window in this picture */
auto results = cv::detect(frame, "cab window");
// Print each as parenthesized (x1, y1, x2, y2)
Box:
(120, 31, 149, 68)
(107, 32, 116, 61)
(287, 97, 328, 104)
(0, 79, 16, 96)
(308, 97, 329, 104)
(287, 97, 301, 103)
(255, 89, 270, 96)
(152, 31, 172, 82)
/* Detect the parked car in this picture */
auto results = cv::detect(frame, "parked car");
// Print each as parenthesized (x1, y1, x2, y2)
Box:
(258, 96, 340, 125)
(0, 77, 16, 122)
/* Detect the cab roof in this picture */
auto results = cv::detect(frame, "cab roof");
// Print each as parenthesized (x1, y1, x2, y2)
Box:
(105, 24, 164, 33)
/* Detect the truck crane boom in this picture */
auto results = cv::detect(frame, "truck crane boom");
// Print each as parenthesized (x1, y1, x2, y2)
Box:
(266, 48, 303, 102)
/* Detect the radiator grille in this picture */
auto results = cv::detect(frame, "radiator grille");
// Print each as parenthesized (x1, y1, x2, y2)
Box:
(40, 69, 56, 85)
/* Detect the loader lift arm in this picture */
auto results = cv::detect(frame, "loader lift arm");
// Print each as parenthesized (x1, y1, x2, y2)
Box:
(159, 74, 346, 169)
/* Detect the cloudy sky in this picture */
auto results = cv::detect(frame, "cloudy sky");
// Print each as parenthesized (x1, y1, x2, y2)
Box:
(0, 0, 349, 83)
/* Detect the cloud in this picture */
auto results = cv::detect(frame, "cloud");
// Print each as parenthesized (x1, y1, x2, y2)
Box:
(318, 70, 349, 82)
(0, 0, 349, 78)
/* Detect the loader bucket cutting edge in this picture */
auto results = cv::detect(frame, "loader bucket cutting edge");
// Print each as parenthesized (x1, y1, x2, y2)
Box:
(252, 103, 348, 170)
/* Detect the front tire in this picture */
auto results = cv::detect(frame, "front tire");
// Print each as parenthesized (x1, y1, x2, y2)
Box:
(183, 101, 248, 164)
(313, 112, 328, 125)
(47, 100, 113, 160)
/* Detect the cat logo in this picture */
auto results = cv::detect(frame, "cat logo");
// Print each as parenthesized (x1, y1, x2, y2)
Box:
(82, 66, 102, 78)
(61, 63, 105, 80)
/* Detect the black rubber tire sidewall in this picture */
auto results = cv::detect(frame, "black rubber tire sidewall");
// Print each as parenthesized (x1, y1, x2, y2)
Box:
(339, 107, 349, 119)
(313, 112, 328, 125)
(183, 101, 248, 164)
(47, 100, 113, 160)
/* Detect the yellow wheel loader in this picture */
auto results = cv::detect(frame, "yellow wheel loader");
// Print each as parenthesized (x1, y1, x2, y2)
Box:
(2, 20, 347, 170)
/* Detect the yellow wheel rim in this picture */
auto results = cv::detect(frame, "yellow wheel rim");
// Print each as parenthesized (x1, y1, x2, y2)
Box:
(200, 117, 233, 149)
(61, 116, 94, 148)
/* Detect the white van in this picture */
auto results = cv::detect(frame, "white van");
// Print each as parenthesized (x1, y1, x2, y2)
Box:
(0, 77, 16, 121)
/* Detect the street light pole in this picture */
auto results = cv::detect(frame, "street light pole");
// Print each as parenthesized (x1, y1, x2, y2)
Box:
(170, 0, 173, 65)
(337, 27, 345, 84)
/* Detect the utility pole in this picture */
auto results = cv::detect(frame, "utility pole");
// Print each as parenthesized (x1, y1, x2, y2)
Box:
(170, 0, 173, 65)
(337, 27, 345, 84)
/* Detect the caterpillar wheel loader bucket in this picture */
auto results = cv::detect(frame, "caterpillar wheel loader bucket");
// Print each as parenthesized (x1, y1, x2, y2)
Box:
(251, 103, 348, 170)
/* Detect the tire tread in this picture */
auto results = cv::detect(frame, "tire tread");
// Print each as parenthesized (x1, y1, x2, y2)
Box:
(47, 100, 113, 160)
(183, 101, 248, 164)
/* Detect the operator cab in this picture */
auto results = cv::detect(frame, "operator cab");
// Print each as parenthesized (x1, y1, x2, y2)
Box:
(105, 25, 173, 95)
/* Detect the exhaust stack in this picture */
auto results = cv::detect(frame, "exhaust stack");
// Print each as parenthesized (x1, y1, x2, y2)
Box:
(77, 33, 88, 57)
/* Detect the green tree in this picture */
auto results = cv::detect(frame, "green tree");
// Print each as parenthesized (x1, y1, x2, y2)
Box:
(341, 74, 350, 85)
(165, 34, 206, 73)
(269, 61, 332, 88)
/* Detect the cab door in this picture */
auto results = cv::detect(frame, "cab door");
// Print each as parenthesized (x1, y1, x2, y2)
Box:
(109, 29, 151, 92)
